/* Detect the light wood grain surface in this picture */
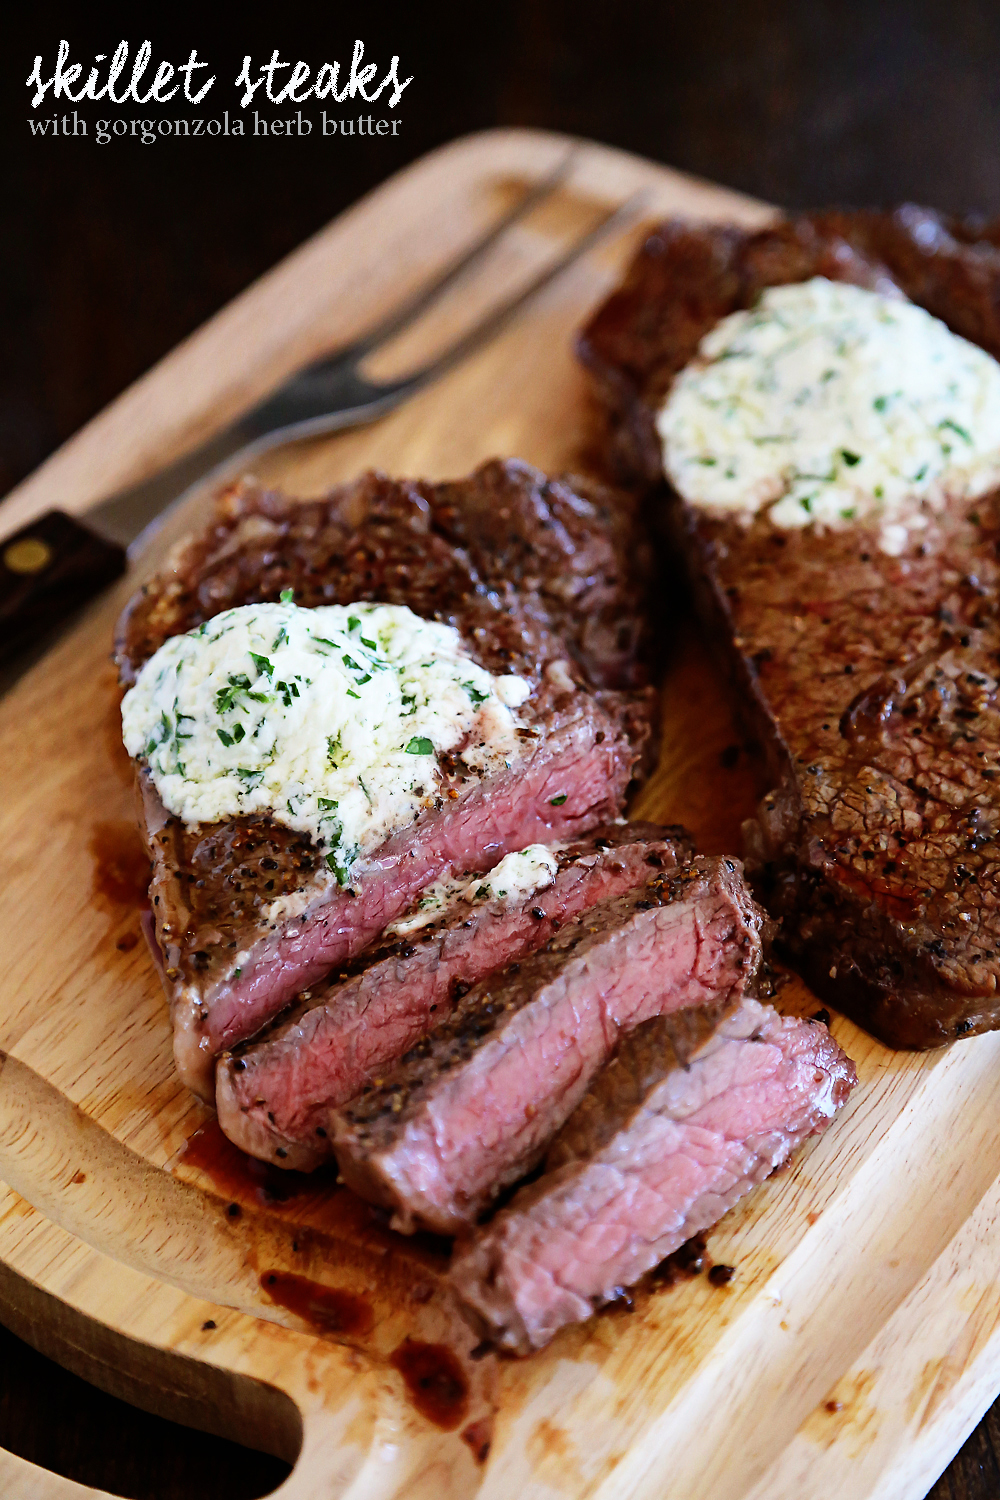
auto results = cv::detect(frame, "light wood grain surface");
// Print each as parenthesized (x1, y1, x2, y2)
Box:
(2, 127, 999, 1500)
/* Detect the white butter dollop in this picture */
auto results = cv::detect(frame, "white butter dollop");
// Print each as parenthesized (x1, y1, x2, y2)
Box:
(121, 601, 532, 882)
(386, 844, 560, 937)
(658, 276, 1000, 535)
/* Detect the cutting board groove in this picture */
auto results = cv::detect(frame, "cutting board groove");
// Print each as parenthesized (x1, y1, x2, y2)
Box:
(2, 128, 999, 1500)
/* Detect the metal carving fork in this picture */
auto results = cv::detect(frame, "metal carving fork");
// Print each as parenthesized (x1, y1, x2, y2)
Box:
(0, 156, 646, 659)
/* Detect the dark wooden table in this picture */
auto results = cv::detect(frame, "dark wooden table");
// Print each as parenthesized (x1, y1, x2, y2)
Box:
(6, 3, 1000, 1494)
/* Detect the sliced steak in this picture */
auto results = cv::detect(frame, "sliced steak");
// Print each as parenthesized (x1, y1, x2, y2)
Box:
(118, 460, 657, 1096)
(216, 824, 693, 1169)
(450, 998, 857, 1353)
(143, 688, 641, 1097)
(579, 210, 1000, 1047)
(332, 857, 764, 1235)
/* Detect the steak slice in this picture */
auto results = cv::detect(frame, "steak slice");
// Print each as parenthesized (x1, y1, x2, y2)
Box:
(332, 857, 765, 1235)
(450, 998, 857, 1353)
(216, 824, 693, 1170)
(579, 210, 1000, 1048)
(118, 459, 657, 1096)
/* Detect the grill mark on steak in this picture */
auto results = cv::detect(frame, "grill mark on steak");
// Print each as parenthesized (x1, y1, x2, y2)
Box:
(331, 857, 764, 1236)
(578, 209, 1000, 1047)
(119, 460, 659, 1096)
(215, 824, 694, 1170)
(449, 997, 857, 1353)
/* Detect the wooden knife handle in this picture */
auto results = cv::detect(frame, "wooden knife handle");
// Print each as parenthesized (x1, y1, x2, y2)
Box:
(0, 510, 127, 656)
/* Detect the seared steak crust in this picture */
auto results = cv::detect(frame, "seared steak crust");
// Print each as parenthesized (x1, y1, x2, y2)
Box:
(115, 457, 652, 695)
(216, 824, 694, 1170)
(579, 208, 1000, 1047)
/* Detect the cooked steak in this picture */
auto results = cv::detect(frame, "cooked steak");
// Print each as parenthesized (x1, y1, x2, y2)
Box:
(117, 460, 657, 1096)
(115, 458, 652, 694)
(332, 857, 764, 1235)
(216, 824, 693, 1169)
(450, 998, 857, 1353)
(579, 210, 1000, 1047)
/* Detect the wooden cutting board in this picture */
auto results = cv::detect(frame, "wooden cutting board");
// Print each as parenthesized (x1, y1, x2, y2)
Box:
(2, 128, 1000, 1500)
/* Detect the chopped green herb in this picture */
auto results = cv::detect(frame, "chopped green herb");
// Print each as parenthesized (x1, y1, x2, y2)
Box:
(312, 637, 338, 648)
(840, 449, 861, 466)
(464, 682, 489, 705)
(326, 852, 351, 885)
(217, 728, 233, 747)
(405, 736, 434, 755)
(361, 637, 377, 651)
(280, 588, 295, 603)
(346, 689, 360, 699)
(232, 723, 245, 743)
(550, 793, 568, 806)
(272, 626, 288, 649)
(250, 653, 273, 678)
(233, 968, 242, 979)
(317, 797, 338, 811)
(873, 395, 889, 413)
(348, 615, 360, 632)
(939, 417, 972, 444)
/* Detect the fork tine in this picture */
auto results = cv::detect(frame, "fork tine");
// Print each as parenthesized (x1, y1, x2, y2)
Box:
(387, 189, 651, 392)
(327, 149, 579, 365)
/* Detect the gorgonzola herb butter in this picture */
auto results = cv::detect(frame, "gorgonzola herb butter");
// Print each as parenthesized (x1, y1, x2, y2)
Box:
(386, 844, 560, 937)
(121, 600, 532, 883)
(658, 277, 1000, 543)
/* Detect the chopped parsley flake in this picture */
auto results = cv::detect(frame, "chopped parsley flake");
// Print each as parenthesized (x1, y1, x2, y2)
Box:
(405, 736, 435, 755)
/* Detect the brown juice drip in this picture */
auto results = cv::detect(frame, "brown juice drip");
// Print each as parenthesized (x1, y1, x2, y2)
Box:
(461, 1417, 493, 1464)
(178, 1119, 453, 1277)
(179, 1117, 336, 1209)
(89, 821, 151, 907)
(389, 1339, 470, 1430)
(648, 1233, 708, 1287)
(259, 1270, 374, 1337)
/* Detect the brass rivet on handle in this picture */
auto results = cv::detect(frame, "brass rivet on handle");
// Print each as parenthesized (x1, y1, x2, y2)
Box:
(4, 536, 53, 575)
